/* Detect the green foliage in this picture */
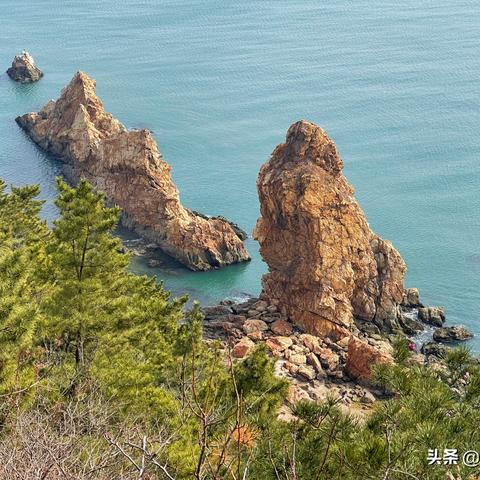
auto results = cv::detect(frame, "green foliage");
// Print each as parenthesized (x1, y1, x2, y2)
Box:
(0, 181, 48, 402)
(1, 176, 479, 479)
(392, 335, 413, 365)
(234, 344, 288, 424)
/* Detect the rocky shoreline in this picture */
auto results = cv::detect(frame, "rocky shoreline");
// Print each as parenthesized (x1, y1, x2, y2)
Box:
(200, 290, 472, 413)
(197, 120, 473, 413)
(10, 62, 473, 416)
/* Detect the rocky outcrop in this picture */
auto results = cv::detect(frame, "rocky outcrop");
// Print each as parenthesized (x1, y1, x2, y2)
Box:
(254, 120, 406, 339)
(401, 288, 422, 308)
(16, 72, 250, 271)
(7, 51, 43, 83)
(418, 306, 445, 327)
(433, 326, 473, 343)
(421, 342, 450, 359)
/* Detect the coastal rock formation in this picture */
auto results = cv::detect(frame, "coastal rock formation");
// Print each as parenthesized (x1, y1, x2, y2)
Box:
(254, 120, 406, 338)
(433, 325, 473, 343)
(7, 51, 43, 83)
(418, 306, 445, 327)
(201, 297, 384, 411)
(16, 72, 250, 271)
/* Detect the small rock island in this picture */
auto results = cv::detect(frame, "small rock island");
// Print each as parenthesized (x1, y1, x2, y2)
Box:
(7, 51, 43, 83)
(16, 72, 250, 270)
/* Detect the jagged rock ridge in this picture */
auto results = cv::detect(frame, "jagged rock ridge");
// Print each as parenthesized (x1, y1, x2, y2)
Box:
(7, 51, 43, 83)
(254, 120, 406, 338)
(16, 72, 250, 271)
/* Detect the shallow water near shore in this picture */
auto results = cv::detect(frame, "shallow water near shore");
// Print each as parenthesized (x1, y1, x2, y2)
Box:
(0, 1, 479, 348)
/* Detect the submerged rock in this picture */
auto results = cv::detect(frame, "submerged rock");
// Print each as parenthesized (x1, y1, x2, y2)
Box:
(433, 325, 473, 343)
(7, 51, 43, 83)
(16, 72, 250, 271)
(254, 120, 406, 339)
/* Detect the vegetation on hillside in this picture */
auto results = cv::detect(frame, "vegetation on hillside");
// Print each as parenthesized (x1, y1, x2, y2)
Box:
(0, 178, 479, 479)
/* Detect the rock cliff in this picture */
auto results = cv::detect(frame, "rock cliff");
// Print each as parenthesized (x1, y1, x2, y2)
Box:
(16, 72, 250, 271)
(254, 120, 406, 338)
(7, 51, 43, 83)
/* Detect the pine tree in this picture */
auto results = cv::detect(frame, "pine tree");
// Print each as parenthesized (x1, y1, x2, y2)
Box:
(0, 181, 47, 403)
(40, 178, 188, 405)
(38, 178, 130, 390)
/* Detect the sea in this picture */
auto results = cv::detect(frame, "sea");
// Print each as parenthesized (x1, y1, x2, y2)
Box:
(0, 1, 479, 348)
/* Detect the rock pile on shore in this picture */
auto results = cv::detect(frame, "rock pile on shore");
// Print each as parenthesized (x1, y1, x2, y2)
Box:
(202, 297, 394, 410)
(15, 72, 250, 271)
(202, 290, 472, 411)
(7, 51, 43, 83)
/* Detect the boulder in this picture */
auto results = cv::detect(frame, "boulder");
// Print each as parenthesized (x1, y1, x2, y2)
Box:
(270, 319, 293, 336)
(402, 287, 422, 307)
(299, 334, 321, 353)
(231, 298, 259, 314)
(355, 319, 381, 336)
(252, 300, 269, 312)
(297, 365, 316, 381)
(345, 337, 393, 383)
(433, 326, 473, 343)
(307, 352, 323, 373)
(316, 348, 340, 371)
(7, 51, 43, 83)
(418, 307, 445, 327)
(242, 319, 268, 335)
(231, 337, 255, 359)
(247, 331, 263, 342)
(360, 391, 376, 404)
(203, 305, 232, 317)
(266, 336, 293, 353)
(398, 313, 424, 335)
(16, 72, 250, 271)
(254, 121, 406, 338)
(288, 354, 307, 366)
(284, 361, 299, 375)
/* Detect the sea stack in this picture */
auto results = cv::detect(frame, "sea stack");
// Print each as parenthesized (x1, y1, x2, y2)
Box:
(7, 51, 43, 83)
(254, 120, 406, 339)
(16, 72, 250, 271)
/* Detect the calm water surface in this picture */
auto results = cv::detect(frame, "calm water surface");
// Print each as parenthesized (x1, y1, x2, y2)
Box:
(0, 1, 479, 347)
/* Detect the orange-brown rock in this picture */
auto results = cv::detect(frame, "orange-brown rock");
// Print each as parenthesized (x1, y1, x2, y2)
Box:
(16, 72, 250, 271)
(345, 337, 393, 382)
(232, 337, 255, 359)
(254, 120, 406, 338)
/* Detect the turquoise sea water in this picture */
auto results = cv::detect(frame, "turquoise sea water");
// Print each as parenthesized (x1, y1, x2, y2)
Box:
(0, 2, 479, 346)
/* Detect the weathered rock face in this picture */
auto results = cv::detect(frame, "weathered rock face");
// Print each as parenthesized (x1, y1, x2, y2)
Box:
(7, 51, 43, 83)
(16, 72, 250, 271)
(254, 120, 406, 338)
